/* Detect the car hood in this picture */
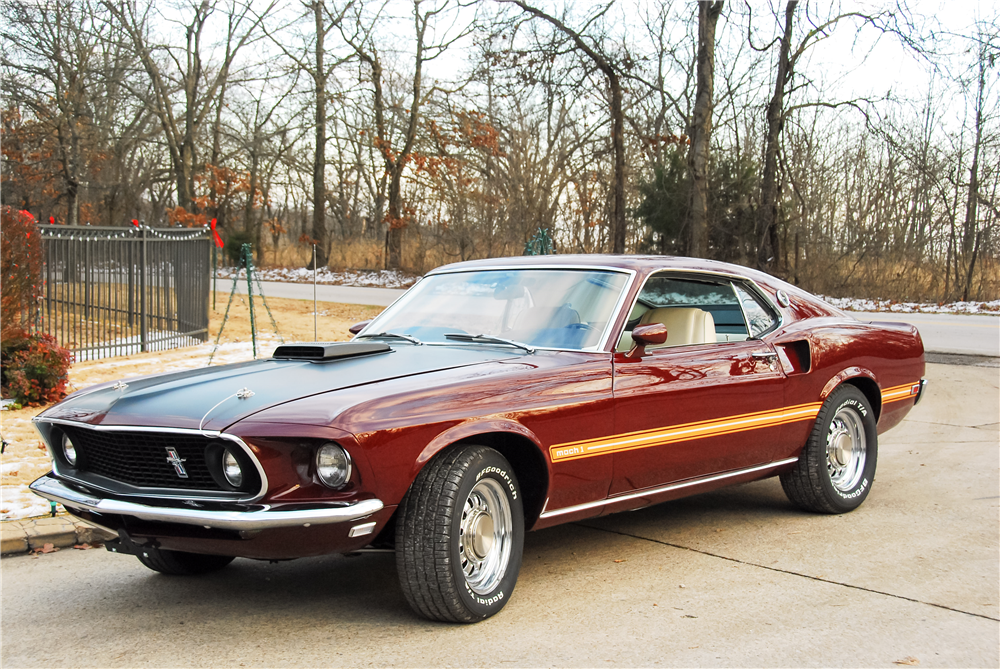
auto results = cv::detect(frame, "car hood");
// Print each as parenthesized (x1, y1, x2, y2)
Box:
(38, 345, 520, 431)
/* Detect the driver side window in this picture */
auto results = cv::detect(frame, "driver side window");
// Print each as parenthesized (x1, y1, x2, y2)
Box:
(616, 275, 777, 351)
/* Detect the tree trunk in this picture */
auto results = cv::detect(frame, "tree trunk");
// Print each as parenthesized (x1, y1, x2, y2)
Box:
(962, 45, 986, 257)
(687, 1, 723, 258)
(310, 1, 329, 269)
(757, 0, 797, 271)
(610, 73, 626, 253)
(387, 169, 405, 269)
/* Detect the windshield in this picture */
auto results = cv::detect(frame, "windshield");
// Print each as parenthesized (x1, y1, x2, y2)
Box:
(359, 268, 630, 351)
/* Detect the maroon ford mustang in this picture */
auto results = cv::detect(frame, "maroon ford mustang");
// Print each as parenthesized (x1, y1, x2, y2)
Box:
(31, 255, 925, 622)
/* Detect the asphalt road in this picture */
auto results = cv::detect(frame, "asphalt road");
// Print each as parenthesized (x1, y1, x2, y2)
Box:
(2, 361, 996, 668)
(235, 281, 999, 357)
(233, 280, 407, 307)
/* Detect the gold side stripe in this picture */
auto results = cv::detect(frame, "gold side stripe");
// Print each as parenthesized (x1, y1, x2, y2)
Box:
(881, 382, 921, 404)
(548, 380, 922, 464)
(550, 402, 823, 463)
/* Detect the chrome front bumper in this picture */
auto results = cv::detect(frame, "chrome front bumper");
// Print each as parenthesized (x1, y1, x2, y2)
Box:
(30, 474, 384, 531)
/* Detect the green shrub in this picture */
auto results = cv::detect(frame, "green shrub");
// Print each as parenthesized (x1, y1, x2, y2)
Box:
(1, 329, 71, 406)
(224, 229, 256, 266)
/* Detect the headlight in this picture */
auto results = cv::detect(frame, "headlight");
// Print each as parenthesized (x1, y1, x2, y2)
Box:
(315, 442, 351, 489)
(222, 450, 243, 487)
(62, 433, 78, 467)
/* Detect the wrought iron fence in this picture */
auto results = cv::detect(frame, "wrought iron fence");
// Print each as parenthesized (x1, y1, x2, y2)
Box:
(36, 225, 211, 361)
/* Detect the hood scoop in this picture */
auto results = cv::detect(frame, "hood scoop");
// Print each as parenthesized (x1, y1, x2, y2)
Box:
(272, 342, 390, 361)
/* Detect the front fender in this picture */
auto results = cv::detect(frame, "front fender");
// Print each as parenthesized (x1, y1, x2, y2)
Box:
(413, 417, 546, 478)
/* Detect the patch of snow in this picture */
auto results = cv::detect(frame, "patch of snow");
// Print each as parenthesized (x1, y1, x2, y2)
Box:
(216, 267, 418, 289)
(73, 331, 205, 362)
(1, 485, 58, 521)
(821, 296, 1000, 315)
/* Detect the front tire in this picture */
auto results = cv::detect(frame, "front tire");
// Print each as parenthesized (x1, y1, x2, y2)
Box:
(781, 385, 878, 514)
(396, 445, 524, 623)
(136, 548, 235, 575)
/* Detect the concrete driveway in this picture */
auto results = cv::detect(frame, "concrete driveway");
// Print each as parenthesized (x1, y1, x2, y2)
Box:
(2, 360, 996, 667)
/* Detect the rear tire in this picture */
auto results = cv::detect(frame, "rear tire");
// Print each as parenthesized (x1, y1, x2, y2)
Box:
(396, 445, 524, 623)
(781, 385, 878, 514)
(136, 548, 235, 575)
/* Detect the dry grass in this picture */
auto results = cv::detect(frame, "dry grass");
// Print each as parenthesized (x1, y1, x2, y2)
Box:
(263, 236, 475, 275)
(794, 253, 1000, 303)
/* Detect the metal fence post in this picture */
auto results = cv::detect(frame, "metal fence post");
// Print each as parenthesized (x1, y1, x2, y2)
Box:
(84, 237, 91, 319)
(140, 225, 148, 352)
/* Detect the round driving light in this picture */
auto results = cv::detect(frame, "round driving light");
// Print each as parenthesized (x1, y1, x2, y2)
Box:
(222, 450, 243, 487)
(62, 434, 78, 467)
(316, 443, 351, 489)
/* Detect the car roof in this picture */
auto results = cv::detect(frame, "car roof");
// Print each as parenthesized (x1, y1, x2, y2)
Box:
(429, 254, 769, 283)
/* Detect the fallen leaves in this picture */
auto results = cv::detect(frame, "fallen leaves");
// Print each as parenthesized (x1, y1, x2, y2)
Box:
(31, 543, 58, 555)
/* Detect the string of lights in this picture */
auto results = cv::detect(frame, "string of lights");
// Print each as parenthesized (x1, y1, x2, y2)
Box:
(37, 223, 211, 242)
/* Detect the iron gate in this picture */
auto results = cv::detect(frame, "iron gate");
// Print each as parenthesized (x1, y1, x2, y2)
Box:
(37, 225, 211, 360)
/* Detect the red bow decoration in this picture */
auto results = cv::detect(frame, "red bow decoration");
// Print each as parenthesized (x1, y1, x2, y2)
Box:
(210, 218, 223, 248)
(49, 216, 55, 224)
(131, 219, 139, 228)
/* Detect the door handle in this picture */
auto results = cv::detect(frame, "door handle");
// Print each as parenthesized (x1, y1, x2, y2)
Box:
(750, 351, 778, 360)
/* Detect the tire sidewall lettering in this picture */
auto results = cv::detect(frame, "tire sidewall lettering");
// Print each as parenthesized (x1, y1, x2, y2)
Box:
(836, 476, 868, 500)
(835, 397, 867, 418)
(476, 464, 518, 500)
(463, 582, 505, 607)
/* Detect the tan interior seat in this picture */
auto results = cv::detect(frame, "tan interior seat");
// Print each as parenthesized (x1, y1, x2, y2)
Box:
(639, 307, 715, 347)
(617, 307, 716, 351)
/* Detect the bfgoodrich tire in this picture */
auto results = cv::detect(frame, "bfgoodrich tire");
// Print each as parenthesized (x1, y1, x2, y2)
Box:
(136, 548, 235, 575)
(780, 385, 878, 514)
(396, 445, 524, 623)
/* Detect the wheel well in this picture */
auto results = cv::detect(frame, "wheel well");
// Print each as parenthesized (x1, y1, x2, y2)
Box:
(843, 377, 882, 421)
(453, 432, 549, 529)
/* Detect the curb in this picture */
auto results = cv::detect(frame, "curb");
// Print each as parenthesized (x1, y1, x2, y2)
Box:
(1, 515, 116, 556)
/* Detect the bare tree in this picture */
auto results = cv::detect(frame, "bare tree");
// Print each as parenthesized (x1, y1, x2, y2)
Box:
(104, 0, 273, 216)
(751, 1, 907, 271)
(342, 0, 473, 270)
(499, 0, 629, 253)
(687, 1, 723, 257)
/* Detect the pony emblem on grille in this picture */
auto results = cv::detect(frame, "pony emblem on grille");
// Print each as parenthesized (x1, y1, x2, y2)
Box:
(165, 447, 189, 478)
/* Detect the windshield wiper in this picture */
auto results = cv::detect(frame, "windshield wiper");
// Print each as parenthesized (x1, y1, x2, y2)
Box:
(444, 333, 535, 354)
(356, 331, 422, 345)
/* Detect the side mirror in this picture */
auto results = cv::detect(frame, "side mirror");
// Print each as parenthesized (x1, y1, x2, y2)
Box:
(626, 323, 668, 358)
(348, 320, 371, 335)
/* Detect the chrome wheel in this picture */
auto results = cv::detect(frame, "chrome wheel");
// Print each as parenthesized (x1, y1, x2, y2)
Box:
(826, 406, 867, 492)
(459, 478, 513, 595)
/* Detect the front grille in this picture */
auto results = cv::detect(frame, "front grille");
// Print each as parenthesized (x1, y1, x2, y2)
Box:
(63, 426, 221, 491)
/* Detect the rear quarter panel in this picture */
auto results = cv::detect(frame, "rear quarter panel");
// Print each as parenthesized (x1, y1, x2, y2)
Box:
(770, 315, 925, 460)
